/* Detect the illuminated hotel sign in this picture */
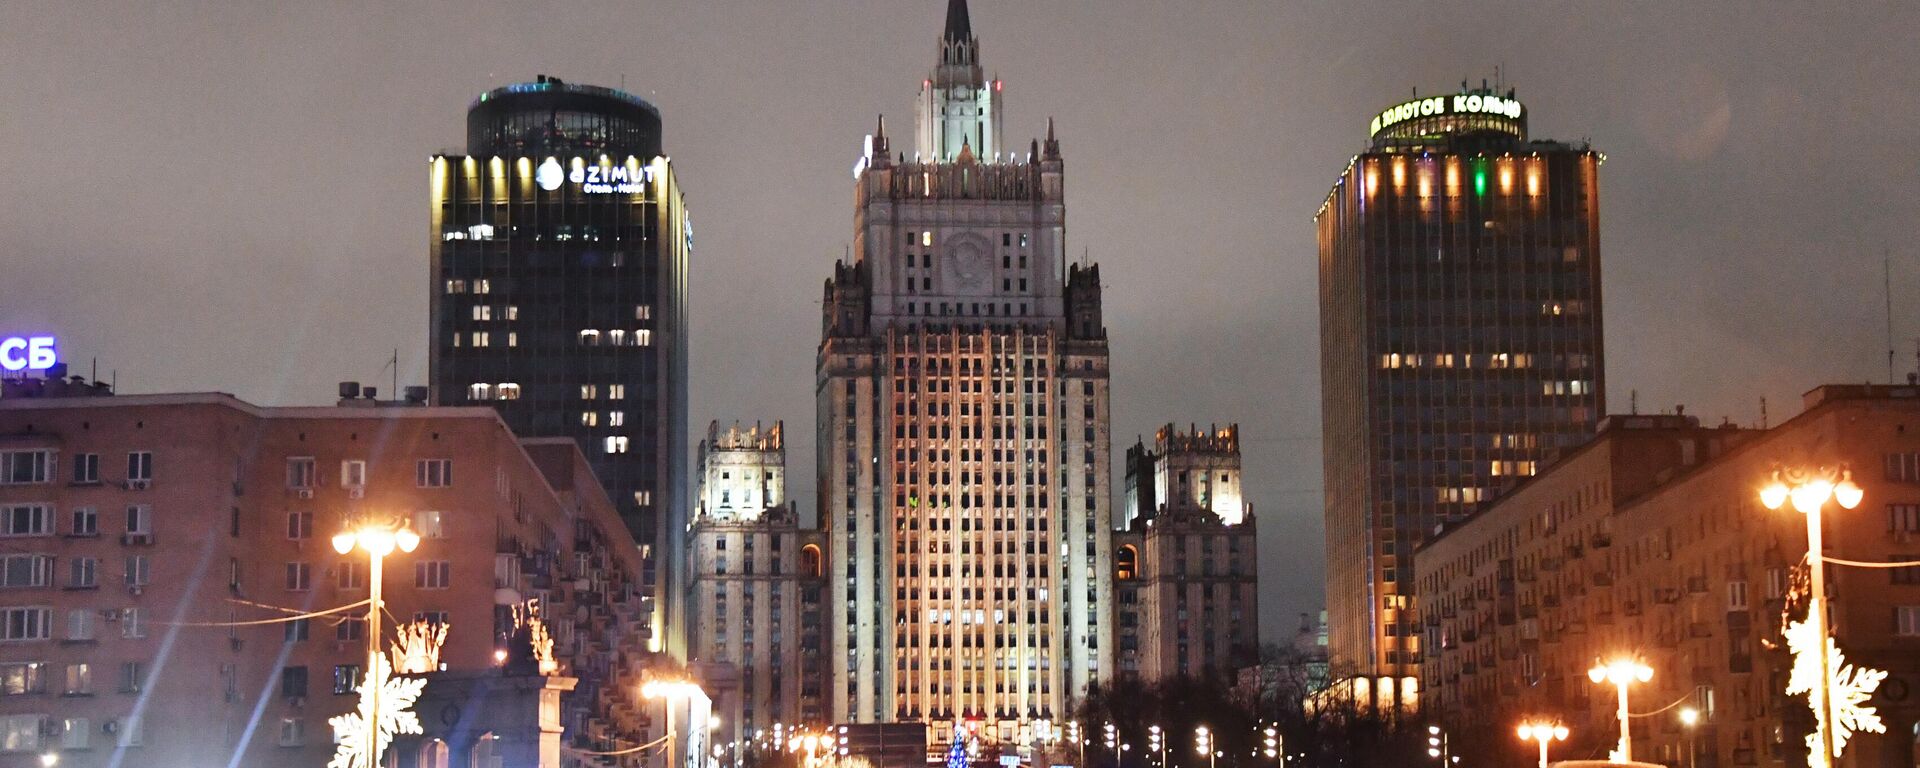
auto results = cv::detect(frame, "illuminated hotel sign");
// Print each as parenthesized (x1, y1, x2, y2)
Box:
(0, 336, 57, 372)
(1370, 93, 1525, 137)
(534, 157, 654, 194)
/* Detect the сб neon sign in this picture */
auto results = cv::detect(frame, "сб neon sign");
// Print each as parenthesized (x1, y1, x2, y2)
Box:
(0, 336, 57, 372)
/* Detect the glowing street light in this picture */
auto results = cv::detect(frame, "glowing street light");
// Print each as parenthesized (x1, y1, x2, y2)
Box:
(1195, 726, 1215, 768)
(331, 520, 420, 767)
(643, 679, 707, 768)
(1515, 721, 1568, 768)
(39, 754, 57, 767)
(1678, 707, 1701, 768)
(1262, 725, 1280, 761)
(1149, 725, 1165, 767)
(1587, 658, 1652, 762)
(1761, 463, 1870, 768)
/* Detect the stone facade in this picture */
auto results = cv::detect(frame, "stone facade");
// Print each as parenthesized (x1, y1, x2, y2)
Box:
(819, 0, 1112, 740)
(1114, 425, 1259, 683)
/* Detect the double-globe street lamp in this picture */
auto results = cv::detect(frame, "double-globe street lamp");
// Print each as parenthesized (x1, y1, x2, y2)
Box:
(1760, 464, 1863, 766)
(331, 520, 420, 767)
(643, 679, 707, 768)
(1587, 657, 1653, 763)
(1515, 721, 1569, 768)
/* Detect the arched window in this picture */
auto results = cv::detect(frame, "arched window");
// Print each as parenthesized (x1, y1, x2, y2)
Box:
(1116, 545, 1139, 581)
(801, 544, 824, 578)
(418, 739, 449, 768)
(470, 732, 497, 768)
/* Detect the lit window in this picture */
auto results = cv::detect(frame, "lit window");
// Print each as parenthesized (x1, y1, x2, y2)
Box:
(469, 331, 489, 347)
(635, 329, 652, 346)
(467, 383, 492, 400)
(506, 332, 517, 347)
(472, 305, 492, 321)
(581, 384, 599, 400)
(444, 280, 466, 294)
(582, 412, 600, 427)
(413, 511, 445, 539)
(496, 383, 520, 400)
(609, 411, 625, 427)
(605, 436, 629, 454)
(636, 305, 652, 320)
(609, 330, 627, 346)
(504, 306, 518, 320)
(579, 330, 601, 346)
(473, 279, 491, 294)
(608, 384, 626, 400)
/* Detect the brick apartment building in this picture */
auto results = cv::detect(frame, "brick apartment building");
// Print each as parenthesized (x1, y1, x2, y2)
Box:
(1417, 386, 1920, 767)
(0, 382, 655, 767)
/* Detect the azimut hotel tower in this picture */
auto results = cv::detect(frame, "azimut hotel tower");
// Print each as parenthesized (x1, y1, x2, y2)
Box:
(429, 76, 691, 654)
(818, 0, 1113, 740)
(1317, 87, 1606, 703)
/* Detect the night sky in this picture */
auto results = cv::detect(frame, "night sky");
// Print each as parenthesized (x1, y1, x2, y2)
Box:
(4, 1, 1918, 642)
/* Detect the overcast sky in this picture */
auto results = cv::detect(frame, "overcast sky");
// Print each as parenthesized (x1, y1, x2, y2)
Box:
(4, 1, 1918, 641)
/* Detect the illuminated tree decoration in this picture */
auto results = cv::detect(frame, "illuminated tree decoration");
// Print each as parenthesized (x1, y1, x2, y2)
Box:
(946, 726, 969, 768)
(1783, 617, 1887, 768)
(389, 619, 447, 675)
(328, 654, 427, 768)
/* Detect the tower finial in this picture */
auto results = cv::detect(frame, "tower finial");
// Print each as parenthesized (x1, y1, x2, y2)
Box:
(943, 0, 973, 43)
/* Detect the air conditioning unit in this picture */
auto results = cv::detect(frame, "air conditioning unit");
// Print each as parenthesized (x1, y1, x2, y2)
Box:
(102, 719, 118, 734)
(347, 486, 365, 499)
(230, 638, 244, 652)
(289, 696, 306, 709)
(127, 585, 143, 596)
(127, 480, 150, 491)
(297, 489, 314, 500)
(100, 609, 120, 621)
(121, 533, 152, 546)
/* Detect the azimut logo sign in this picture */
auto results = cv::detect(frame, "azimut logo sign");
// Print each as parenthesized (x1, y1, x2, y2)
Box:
(533, 158, 655, 194)
(535, 158, 565, 191)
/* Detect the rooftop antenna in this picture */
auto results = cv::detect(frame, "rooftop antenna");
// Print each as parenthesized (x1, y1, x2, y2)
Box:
(1886, 249, 1895, 384)
(1629, 389, 1638, 415)
(1760, 396, 1769, 429)
(381, 349, 398, 400)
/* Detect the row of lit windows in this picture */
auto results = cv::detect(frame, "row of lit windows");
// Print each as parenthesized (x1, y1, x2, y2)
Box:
(578, 329, 652, 346)
(1378, 352, 1548, 369)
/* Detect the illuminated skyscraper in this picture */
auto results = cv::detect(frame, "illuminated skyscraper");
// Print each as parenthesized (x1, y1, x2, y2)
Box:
(819, 0, 1113, 738)
(1316, 86, 1605, 702)
(429, 76, 691, 655)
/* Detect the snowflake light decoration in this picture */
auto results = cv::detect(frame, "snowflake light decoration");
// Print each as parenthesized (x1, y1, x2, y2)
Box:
(1782, 617, 1887, 768)
(328, 654, 427, 768)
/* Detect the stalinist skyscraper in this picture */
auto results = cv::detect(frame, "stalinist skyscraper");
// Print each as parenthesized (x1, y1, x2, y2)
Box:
(819, 0, 1113, 740)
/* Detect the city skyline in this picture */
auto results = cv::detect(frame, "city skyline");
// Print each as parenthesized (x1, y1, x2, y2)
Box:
(4, 1, 1920, 643)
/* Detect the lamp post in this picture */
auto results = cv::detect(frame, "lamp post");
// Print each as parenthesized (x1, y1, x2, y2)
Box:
(1516, 721, 1568, 768)
(1194, 726, 1214, 768)
(1148, 725, 1164, 768)
(643, 679, 706, 768)
(331, 520, 420, 768)
(1261, 725, 1279, 764)
(1761, 464, 1863, 767)
(1587, 658, 1652, 763)
(1678, 707, 1700, 768)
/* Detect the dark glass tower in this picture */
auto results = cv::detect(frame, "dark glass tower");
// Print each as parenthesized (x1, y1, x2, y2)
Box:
(430, 75, 690, 654)
(1316, 86, 1604, 699)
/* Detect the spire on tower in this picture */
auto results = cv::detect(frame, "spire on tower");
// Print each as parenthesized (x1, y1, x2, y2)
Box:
(1042, 116, 1060, 161)
(943, 0, 973, 43)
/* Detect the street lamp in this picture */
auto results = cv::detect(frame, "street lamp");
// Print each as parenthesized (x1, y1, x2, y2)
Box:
(1425, 724, 1448, 763)
(1194, 726, 1214, 768)
(1515, 721, 1569, 768)
(1761, 464, 1863, 767)
(1587, 657, 1652, 762)
(1678, 707, 1701, 768)
(38, 754, 56, 767)
(331, 520, 420, 767)
(1262, 725, 1279, 762)
(1148, 725, 1164, 768)
(643, 679, 706, 768)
